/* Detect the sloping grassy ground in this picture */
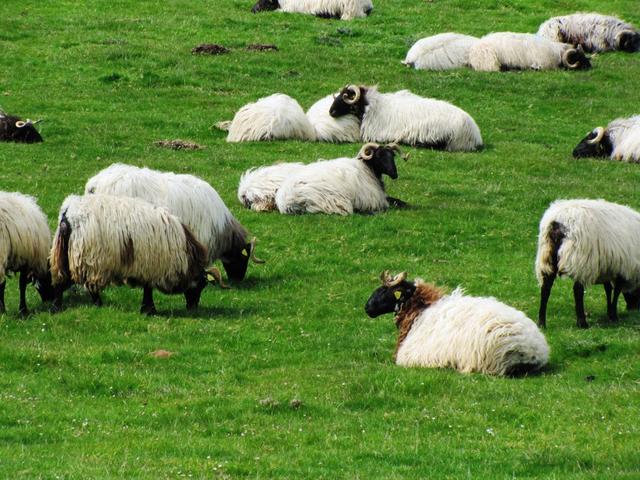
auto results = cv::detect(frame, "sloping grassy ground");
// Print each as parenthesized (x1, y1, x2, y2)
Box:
(1, 0, 639, 478)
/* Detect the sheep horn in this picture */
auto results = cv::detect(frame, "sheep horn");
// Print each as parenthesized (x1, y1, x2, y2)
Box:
(387, 142, 409, 161)
(15, 120, 26, 128)
(562, 48, 580, 69)
(249, 237, 265, 264)
(32, 119, 43, 125)
(616, 30, 634, 49)
(380, 270, 407, 287)
(588, 127, 605, 144)
(343, 84, 361, 105)
(205, 266, 230, 289)
(358, 142, 379, 161)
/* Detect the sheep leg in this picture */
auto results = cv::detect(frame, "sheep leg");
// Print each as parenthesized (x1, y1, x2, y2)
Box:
(0, 281, 5, 314)
(608, 281, 622, 322)
(51, 286, 64, 313)
(18, 269, 29, 316)
(623, 288, 640, 311)
(89, 291, 103, 307)
(386, 196, 408, 209)
(573, 282, 588, 328)
(140, 287, 157, 315)
(604, 282, 612, 310)
(538, 273, 555, 328)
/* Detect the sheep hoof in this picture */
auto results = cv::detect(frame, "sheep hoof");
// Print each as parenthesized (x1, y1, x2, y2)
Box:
(141, 304, 157, 316)
(577, 320, 589, 329)
(18, 308, 29, 318)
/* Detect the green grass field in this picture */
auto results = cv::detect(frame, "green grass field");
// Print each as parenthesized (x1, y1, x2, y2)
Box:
(1, 0, 640, 478)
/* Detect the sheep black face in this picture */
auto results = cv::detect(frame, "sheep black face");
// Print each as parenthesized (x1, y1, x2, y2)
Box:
(572, 127, 613, 158)
(329, 85, 367, 119)
(359, 143, 400, 179)
(252, 0, 279, 13)
(220, 237, 265, 282)
(0, 113, 43, 143)
(617, 30, 640, 52)
(365, 272, 416, 318)
(561, 46, 591, 70)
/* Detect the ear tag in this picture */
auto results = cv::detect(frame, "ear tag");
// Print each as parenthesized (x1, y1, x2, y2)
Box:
(206, 274, 215, 282)
(394, 291, 402, 300)
(241, 249, 249, 257)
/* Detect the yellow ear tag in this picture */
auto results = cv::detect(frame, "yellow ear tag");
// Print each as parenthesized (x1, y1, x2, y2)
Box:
(206, 274, 215, 282)
(394, 291, 402, 300)
(241, 249, 248, 257)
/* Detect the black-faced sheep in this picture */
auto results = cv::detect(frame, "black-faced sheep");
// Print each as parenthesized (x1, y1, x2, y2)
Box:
(468, 32, 591, 71)
(0, 111, 43, 143)
(402, 33, 479, 71)
(365, 271, 549, 376)
(573, 115, 640, 162)
(537, 13, 640, 53)
(329, 85, 483, 151)
(536, 199, 640, 329)
(251, 0, 373, 20)
(306, 94, 361, 143)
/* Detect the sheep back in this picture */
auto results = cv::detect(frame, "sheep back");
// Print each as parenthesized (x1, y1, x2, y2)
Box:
(403, 33, 478, 70)
(608, 116, 640, 162)
(237, 162, 306, 211)
(279, 0, 372, 19)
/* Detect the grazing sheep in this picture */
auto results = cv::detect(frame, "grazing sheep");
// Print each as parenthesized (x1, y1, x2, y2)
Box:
(306, 94, 361, 143)
(0, 192, 54, 315)
(219, 93, 316, 142)
(85, 163, 264, 282)
(50, 194, 212, 315)
(536, 199, 640, 329)
(275, 142, 406, 215)
(573, 115, 640, 162)
(329, 85, 483, 151)
(537, 13, 640, 53)
(251, 0, 373, 20)
(402, 33, 479, 70)
(468, 32, 591, 71)
(0, 110, 43, 143)
(238, 162, 307, 212)
(365, 272, 549, 376)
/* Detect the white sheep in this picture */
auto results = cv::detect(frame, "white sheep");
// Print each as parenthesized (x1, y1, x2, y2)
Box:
(218, 93, 316, 143)
(238, 162, 307, 212)
(402, 33, 479, 70)
(329, 85, 483, 151)
(306, 94, 361, 143)
(50, 194, 213, 315)
(573, 115, 640, 162)
(85, 163, 264, 282)
(536, 199, 640, 329)
(537, 13, 640, 53)
(0, 191, 54, 315)
(468, 32, 591, 71)
(251, 0, 373, 20)
(365, 272, 549, 376)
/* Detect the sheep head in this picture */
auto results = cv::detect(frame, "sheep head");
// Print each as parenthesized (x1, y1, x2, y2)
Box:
(561, 45, 591, 70)
(364, 271, 416, 318)
(329, 85, 367, 118)
(357, 142, 405, 180)
(572, 126, 613, 158)
(220, 236, 265, 282)
(0, 111, 43, 143)
(252, 0, 279, 13)
(616, 30, 640, 52)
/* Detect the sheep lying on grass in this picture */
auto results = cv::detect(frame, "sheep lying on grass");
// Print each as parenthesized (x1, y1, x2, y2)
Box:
(402, 33, 479, 70)
(306, 94, 361, 143)
(251, 0, 373, 20)
(0, 110, 43, 143)
(238, 162, 307, 212)
(573, 115, 640, 163)
(365, 272, 549, 376)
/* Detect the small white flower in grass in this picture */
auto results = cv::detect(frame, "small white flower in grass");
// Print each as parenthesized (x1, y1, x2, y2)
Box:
(486, 428, 495, 436)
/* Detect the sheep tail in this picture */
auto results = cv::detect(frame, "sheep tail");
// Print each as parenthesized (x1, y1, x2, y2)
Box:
(214, 120, 232, 132)
(535, 220, 566, 284)
(51, 212, 72, 286)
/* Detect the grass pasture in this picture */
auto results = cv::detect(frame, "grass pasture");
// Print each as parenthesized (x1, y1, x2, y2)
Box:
(1, 0, 640, 478)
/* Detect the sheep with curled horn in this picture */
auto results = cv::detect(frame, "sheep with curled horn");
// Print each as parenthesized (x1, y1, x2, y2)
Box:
(573, 115, 640, 162)
(328, 84, 482, 151)
(274, 142, 408, 215)
(0, 109, 43, 143)
(365, 271, 549, 376)
(306, 93, 361, 143)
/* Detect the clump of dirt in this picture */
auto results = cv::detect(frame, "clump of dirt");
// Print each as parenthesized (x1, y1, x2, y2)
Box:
(154, 139, 203, 150)
(191, 44, 230, 55)
(246, 44, 278, 51)
(149, 349, 175, 358)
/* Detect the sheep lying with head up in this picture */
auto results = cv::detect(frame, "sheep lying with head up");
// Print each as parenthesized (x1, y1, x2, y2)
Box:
(85, 164, 264, 283)
(536, 199, 640, 329)
(573, 115, 640, 163)
(238, 162, 306, 212)
(0, 192, 55, 315)
(329, 85, 483, 151)
(537, 13, 640, 53)
(306, 94, 361, 143)
(275, 142, 406, 215)
(468, 32, 591, 71)
(0, 110, 43, 143)
(365, 272, 549, 376)
(402, 33, 479, 70)
(218, 93, 316, 143)
(50, 194, 214, 315)
(251, 0, 373, 20)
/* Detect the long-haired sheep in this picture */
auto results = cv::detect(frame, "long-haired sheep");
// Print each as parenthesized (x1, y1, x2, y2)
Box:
(251, 0, 373, 20)
(218, 93, 316, 143)
(537, 13, 640, 53)
(365, 271, 549, 376)
(468, 32, 591, 71)
(50, 194, 214, 315)
(85, 163, 264, 282)
(275, 142, 406, 215)
(329, 85, 483, 151)
(238, 162, 307, 212)
(0, 110, 43, 143)
(536, 199, 640, 329)
(306, 94, 361, 143)
(0, 192, 55, 315)
(573, 115, 640, 163)
(402, 33, 479, 70)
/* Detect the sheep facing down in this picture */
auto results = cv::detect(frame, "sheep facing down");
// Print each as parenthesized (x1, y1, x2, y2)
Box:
(365, 272, 549, 376)
(306, 94, 361, 143)
(0, 192, 55, 315)
(275, 142, 406, 215)
(50, 194, 214, 315)
(0, 110, 43, 143)
(402, 33, 479, 70)
(251, 0, 373, 20)
(238, 162, 307, 212)
(536, 199, 640, 329)
(220, 93, 316, 143)
(573, 115, 640, 163)
(85, 163, 264, 282)
(329, 85, 483, 151)
(468, 32, 591, 71)
(537, 13, 640, 53)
